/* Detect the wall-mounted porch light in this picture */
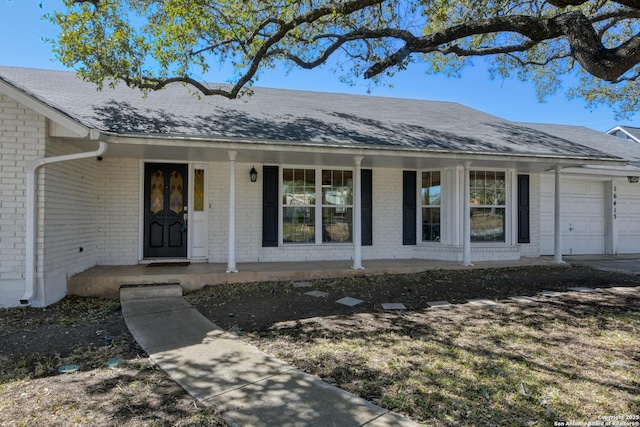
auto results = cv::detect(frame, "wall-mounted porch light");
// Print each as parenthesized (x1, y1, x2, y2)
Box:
(250, 166, 258, 182)
(628, 176, 639, 183)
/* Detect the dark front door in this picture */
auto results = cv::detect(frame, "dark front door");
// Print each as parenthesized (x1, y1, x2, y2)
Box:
(144, 163, 188, 258)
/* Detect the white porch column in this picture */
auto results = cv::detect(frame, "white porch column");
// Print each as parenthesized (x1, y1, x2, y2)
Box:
(462, 161, 473, 266)
(352, 156, 364, 270)
(554, 166, 564, 264)
(226, 151, 238, 273)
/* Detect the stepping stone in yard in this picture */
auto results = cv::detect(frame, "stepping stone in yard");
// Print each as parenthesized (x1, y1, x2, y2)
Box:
(381, 303, 406, 310)
(336, 297, 364, 307)
(58, 364, 80, 374)
(568, 287, 596, 292)
(105, 358, 124, 368)
(305, 290, 329, 298)
(537, 291, 565, 297)
(427, 300, 452, 308)
(467, 299, 498, 306)
(293, 281, 313, 288)
(508, 296, 537, 303)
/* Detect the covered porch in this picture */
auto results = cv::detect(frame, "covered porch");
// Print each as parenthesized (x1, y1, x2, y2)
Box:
(67, 257, 560, 299)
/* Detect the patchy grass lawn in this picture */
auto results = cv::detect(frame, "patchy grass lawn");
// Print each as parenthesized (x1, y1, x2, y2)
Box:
(0, 297, 225, 426)
(239, 289, 640, 426)
(1, 266, 638, 426)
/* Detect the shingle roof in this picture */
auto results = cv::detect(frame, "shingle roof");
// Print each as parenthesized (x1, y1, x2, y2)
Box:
(523, 122, 640, 168)
(0, 66, 623, 161)
(619, 126, 640, 140)
(608, 125, 640, 142)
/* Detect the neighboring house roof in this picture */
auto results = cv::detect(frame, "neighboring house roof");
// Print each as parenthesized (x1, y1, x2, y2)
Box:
(0, 66, 624, 162)
(605, 125, 640, 143)
(523, 122, 640, 169)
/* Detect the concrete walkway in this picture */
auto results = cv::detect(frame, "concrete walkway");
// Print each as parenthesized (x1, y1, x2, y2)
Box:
(121, 284, 421, 427)
(564, 254, 640, 275)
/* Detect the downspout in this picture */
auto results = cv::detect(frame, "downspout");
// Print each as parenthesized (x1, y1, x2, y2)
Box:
(21, 138, 108, 305)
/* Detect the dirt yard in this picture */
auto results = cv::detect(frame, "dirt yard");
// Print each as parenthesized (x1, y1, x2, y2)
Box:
(1, 264, 638, 426)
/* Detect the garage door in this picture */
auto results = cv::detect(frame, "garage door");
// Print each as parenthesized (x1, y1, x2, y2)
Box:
(616, 183, 640, 254)
(540, 176, 605, 255)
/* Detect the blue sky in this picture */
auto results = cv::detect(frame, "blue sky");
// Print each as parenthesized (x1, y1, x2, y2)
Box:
(0, 0, 633, 132)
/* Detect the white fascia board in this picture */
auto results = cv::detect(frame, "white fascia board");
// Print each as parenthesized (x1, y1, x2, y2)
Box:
(605, 125, 624, 135)
(562, 165, 640, 177)
(0, 78, 90, 138)
(106, 133, 628, 166)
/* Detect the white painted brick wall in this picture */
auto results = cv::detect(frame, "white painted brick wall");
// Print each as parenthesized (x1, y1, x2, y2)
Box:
(208, 160, 229, 262)
(236, 162, 262, 261)
(202, 164, 526, 263)
(41, 140, 98, 274)
(39, 139, 101, 305)
(95, 157, 140, 264)
(24, 154, 539, 269)
(0, 95, 45, 284)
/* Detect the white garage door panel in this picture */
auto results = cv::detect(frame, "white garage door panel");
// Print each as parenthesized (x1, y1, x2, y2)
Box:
(540, 176, 605, 255)
(617, 183, 640, 254)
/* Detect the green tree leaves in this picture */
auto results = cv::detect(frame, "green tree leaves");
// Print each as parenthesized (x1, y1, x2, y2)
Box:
(48, 0, 640, 117)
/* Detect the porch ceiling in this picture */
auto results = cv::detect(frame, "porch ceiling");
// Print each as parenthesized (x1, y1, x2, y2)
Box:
(62, 134, 626, 173)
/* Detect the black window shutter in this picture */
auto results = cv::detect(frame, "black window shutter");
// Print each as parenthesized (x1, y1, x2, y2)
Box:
(262, 166, 279, 247)
(361, 169, 373, 246)
(403, 171, 417, 245)
(517, 174, 530, 244)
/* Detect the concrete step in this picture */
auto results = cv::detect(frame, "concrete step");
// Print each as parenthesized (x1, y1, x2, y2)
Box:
(120, 283, 183, 302)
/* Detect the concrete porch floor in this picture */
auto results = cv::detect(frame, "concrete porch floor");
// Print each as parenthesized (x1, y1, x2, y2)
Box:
(68, 257, 560, 299)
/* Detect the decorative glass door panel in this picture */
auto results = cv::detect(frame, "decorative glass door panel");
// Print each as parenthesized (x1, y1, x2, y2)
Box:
(190, 166, 208, 258)
(144, 163, 188, 258)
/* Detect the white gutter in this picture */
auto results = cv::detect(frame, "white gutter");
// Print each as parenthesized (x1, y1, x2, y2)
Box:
(21, 139, 108, 305)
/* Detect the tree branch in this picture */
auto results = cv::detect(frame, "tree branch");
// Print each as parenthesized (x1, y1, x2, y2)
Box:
(548, 0, 640, 9)
(58, 0, 640, 101)
(364, 11, 640, 82)
(116, 0, 386, 98)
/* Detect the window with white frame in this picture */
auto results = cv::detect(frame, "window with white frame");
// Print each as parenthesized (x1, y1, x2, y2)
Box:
(282, 168, 353, 244)
(421, 171, 441, 242)
(321, 169, 353, 243)
(470, 170, 506, 242)
(282, 168, 316, 243)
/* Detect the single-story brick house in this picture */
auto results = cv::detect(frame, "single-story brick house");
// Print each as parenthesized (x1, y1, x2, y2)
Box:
(1, 66, 639, 307)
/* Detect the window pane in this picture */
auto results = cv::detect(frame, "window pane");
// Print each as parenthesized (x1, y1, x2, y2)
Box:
(495, 172, 506, 204)
(322, 170, 332, 188)
(150, 170, 164, 214)
(194, 169, 204, 211)
(283, 168, 315, 205)
(422, 207, 441, 242)
(169, 170, 184, 214)
(283, 168, 294, 202)
(470, 171, 505, 206)
(470, 208, 505, 242)
(283, 207, 315, 243)
(322, 207, 352, 242)
(421, 171, 441, 206)
(322, 170, 353, 205)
